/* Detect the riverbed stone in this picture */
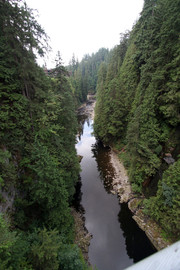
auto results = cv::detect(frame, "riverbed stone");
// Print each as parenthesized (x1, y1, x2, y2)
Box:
(78, 155, 83, 163)
(71, 208, 92, 263)
(132, 209, 172, 250)
(128, 198, 144, 214)
(109, 148, 173, 251)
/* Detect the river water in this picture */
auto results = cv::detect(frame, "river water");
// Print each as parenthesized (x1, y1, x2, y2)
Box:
(75, 111, 155, 270)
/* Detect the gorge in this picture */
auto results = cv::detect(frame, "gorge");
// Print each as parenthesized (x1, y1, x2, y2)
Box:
(75, 101, 155, 269)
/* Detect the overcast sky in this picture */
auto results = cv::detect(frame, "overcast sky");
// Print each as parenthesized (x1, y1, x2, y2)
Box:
(26, 0, 144, 67)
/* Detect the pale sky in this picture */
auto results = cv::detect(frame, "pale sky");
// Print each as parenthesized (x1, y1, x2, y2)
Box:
(25, 0, 144, 67)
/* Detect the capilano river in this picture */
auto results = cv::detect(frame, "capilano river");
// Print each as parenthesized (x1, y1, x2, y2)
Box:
(75, 105, 155, 270)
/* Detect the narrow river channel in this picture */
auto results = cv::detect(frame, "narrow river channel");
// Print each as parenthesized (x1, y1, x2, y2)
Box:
(75, 106, 155, 270)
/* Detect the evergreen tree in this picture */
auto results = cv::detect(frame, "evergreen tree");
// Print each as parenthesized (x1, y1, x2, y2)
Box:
(0, 1, 88, 268)
(94, 0, 180, 240)
(67, 48, 109, 105)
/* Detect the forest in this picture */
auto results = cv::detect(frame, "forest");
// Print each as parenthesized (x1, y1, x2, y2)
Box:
(94, 0, 180, 241)
(68, 0, 180, 244)
(0, 0, 90, 269)
(0, 0, 179, 269)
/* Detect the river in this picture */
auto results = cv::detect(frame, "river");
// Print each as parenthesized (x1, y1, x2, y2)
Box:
(75, 107, 155, 270)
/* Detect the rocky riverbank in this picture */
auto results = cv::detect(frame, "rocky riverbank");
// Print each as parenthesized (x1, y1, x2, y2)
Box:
(77, 99, 96, 119)
(71, 208, 92, 263)
(75, 99, 171, 258)
(109, 149, 172, 251)
(72, 98, 96, 264)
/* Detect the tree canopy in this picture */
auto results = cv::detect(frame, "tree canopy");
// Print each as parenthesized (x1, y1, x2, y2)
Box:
(0, 0, 180, 267)
(67, 48, 109, 105)
(94, 0, 180, 240)
(0, 0, 89, 268)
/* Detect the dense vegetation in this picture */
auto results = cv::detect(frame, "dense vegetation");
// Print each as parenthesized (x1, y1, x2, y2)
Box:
(94, 0, 180, 241)
(0, 0, 89, 269)
(67, 48, 109, 105)
(1, 0, 179, 267)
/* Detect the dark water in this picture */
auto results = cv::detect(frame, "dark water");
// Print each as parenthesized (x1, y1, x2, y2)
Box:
(75, 115, 155, 270)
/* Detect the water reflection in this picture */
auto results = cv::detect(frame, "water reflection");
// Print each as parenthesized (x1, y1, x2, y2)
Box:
(75, 116, 155, 270)
(91, 138, 155, 263)
(72, 176, 85, 214)
(91, 141, 115, 193)
(118, 203, 156, 263)
(77, 114, 91, 141)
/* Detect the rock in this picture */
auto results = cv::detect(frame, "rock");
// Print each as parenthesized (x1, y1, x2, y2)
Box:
(0, 185, 16, 215)
(165, 153, 172, 157)
(71, 208, 92, 263)
(132, 209, 172, 250)
(128, 198, 143, 214)
(163, 156, 175, 164)
(133, 215, 146, 230)
(109, 147, 173, 251)
(78, 155, 83, 163)
(109, 149, 133, 203)
(117, 187, 124, 195)
(116, 184, 122, 190)
(77, 100, 96, 119)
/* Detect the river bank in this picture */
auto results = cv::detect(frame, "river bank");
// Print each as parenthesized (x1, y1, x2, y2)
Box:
(80, 99, 172, 251)
(77, 98, 96, 119)
(74, 99, 164, 265)
(109, 149, 172, 250)
(81, 99, 172, 251)
(71, 208, 92, 263)
(73, 98, 96, 264)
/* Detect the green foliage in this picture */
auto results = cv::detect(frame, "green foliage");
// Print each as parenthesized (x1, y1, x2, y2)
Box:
(161, 181, 175, 207)
(30, 228, 61, 270)
(0, 149, 17, 188)
(144, 158, 180, 239)
(0, 218, 88, 270)
(0, 214, 16, 269)
(28, 139, 74, 239)
(94, 0, 180, 241)
(58, 244, 89, 270)
(0, 215, 33, 270)
(8, 233, 33, 270)
(67, 48, 109, 105)
(0, 0, 83, 268)
(94, 31, 135, 144)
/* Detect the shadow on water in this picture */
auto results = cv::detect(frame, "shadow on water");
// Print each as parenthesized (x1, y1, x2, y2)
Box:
(118, 203, 156, 263)
(74, 115, 156, 269)
(91, 139, 156, 263)
(72, 176, 85, 214)
(91, 140, 115, 193)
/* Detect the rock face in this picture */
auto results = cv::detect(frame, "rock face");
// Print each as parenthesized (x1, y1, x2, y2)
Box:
(71, 208, 92, 263)
(110, 150, 172, 251)
(128, 199, 172, 250)
(110, 150, 133, 203)
(77, 100, 96, 119)
(163, 156, 175, 164)
(0, 185, 16, 215)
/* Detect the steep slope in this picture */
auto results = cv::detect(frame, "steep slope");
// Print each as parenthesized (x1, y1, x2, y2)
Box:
(94, 0, 180, 241)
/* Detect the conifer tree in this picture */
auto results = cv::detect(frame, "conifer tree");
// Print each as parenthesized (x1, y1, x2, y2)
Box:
(0, 1, 88, 268)
(94, 0, 180, 240)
